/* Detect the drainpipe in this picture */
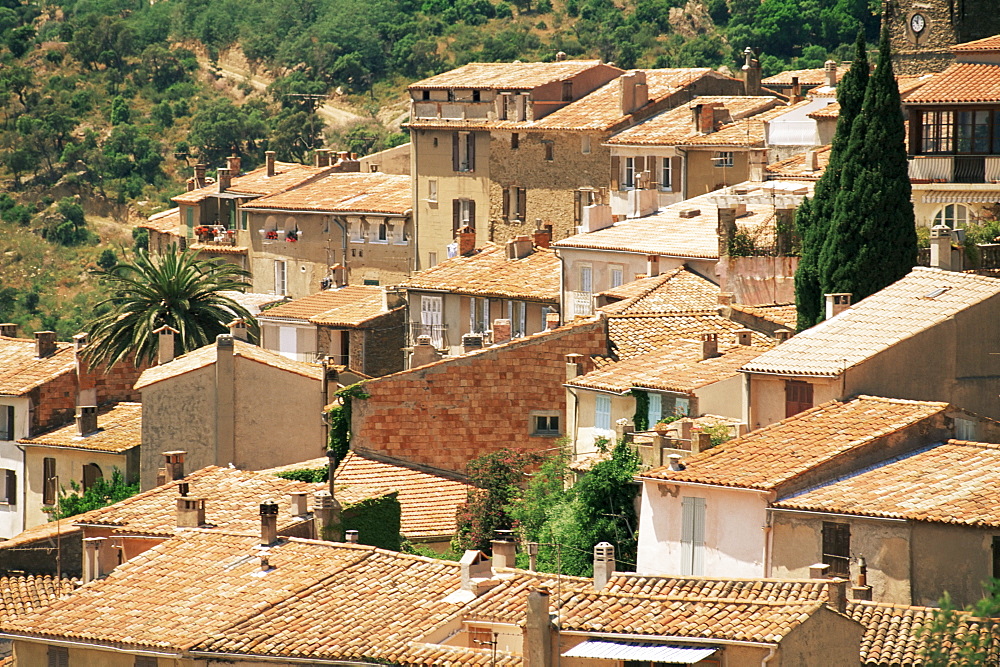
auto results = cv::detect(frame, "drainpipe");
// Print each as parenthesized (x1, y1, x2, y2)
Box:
(555, 248, 566, 325)
(761, 645, 777, 667)
(331, 215, 348, 274)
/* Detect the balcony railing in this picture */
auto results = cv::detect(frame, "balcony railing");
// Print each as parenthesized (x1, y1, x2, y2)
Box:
(409, 323, 448, 349)
(909, 155, 1000, 183)
(573, 291, 594, 317)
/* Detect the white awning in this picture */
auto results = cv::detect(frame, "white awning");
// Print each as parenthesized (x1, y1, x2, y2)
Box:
(921, 190, 1000, 204)
(562, 639, 718, 662)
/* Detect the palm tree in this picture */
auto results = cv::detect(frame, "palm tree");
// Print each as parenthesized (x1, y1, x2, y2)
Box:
(84, 246, 257, 369)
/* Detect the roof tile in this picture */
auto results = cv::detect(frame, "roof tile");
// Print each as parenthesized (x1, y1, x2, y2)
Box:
(904, 63, 1000, 104)
(0, 337, 75, 396)
(259, 286, 392, 327)
(18, 402, 142, 453)
(242, 172, 411, 215)
(409, 60, 610, 90)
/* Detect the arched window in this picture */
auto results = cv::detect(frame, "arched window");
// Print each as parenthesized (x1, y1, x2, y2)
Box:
(934, 204, 971, 228)
(378, 221, 387, 242)
(83, 463, 103, 491)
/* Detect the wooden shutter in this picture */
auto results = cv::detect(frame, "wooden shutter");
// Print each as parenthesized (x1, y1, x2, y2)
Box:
(822, 522, 850, 577)
(43, 457, 56, 506)
(671, 156, 682, 192)
(468, 200, 476, 230)
(517, 189, 526, 222)
(502, 188, 510, 221)
(634, 156, 645, 177)
(1, 405, 11, 440)
(785, 380, 813, 418)
(573, 190, 582, 223)
(610, 156, 620, 190)
(467, 133, 476, 171)
(452, 132, 460, 171)
(452, 199, 461, 233)
(5, 469, 15, 505)
(48, 646, 68, 667)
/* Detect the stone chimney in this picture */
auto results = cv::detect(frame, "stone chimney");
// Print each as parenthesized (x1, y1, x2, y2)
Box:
(227, 155, 241, 175)
(930, 225, 953, 271)
(593, 542, 615, 592)
(457, 225, 476, 257)
(35, 331, 56, 358)
(565, 353, 583, 381)
(545, 312, 560, 330)
(186, 177, 196, 191)
(75, 405, 98, 436)
(154, 325, 179, 365)
(227, 318, 248, 342)
(346, 529, 359, 543)
(462, 333, 484, 353)
(176, 496, 206, 528)
(646, 255, 659, 277)
(493, 319, 512, 345)
(525, 587, 554, 667)
(825, 59, 838, 88)
(741, 46, 761, 96)
(507, 235, 534, 260)
(826, 578, 848, 614)
(217, 167, 231, 192)
(736, 329, 753, 346)
(805, 149, 819, 172)
(774, 329, 792, 343)
(0, 323, 15, 337)
(700, 333, 719, 360)
(693, 102, 718, 134)
(667, 453, 684, 471)
(851, 556, 872, 601)
(492, 538, 517, 569)
(809, 562, 830, 579)
(82, 536, 106, 583)
(290, 491, 308, 517)
(718, 293, 733, 307)
(410, 335, 442, 368)
(163, 451, 186, 481)
(790, 76, 802, 104)
(194, 163, 207, 186)
(260, 500, 279, 546)
(265, 151, 276, 177)
(315, 149, 332, 167)
(824, 293, 852, 320)
(619, 70, 648, 116)
(532, 225, 551, 249)
(313, 490, 343, 542)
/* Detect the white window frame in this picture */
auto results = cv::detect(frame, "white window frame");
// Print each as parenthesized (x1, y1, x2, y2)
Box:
(681, 496, 706, 575)
(934, 203, 971, 229)
(470, 297, 489, 334)
(714, 151, 734, 168)
(581, 135, 591, 154)
(0, 468, 16, 505)
(458, 132, 474, 172)
(0, 405, 13, 441)
(459, 199, 474, 226)
(595, 395, 612, 432)
(609, 265, 624, 289)
(647, 392, 662, 427)
(420, 295, 443, 348)
(428, 179, 438, 202)
(623, 157, 636, 189)
(274, 260, 287, 296)
(660, 156, 672, 190)
(506, 300, 527, 338)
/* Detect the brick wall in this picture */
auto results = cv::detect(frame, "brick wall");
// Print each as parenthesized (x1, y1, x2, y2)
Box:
(351, 317, 608, 474)
(30, 358, 145, 435)
(361, 308, 407, 377)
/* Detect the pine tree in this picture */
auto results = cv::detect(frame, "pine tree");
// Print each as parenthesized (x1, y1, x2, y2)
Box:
(816, 23, 916, 310)
(794, 31, 869, 330)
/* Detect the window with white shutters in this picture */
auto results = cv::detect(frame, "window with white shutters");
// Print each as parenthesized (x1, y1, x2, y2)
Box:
(274, 260, 287, 295)
(595, 395, 612, 432)
(420, 296, 443, 348)
(647, 393, 662, 427)
(681, 496, 706, 575)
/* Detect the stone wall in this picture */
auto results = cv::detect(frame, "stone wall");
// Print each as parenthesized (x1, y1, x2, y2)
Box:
(361, 308, 407, 377)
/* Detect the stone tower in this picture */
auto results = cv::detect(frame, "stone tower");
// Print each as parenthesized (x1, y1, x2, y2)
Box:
(886, 0, 1000, 74)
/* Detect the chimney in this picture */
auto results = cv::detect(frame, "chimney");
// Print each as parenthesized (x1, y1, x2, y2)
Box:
(790, 76, 802, 104)
(667, 453, 684, 471)
(330, 263, 348, 288)
(493, 319, 512, 345)
(507, 235, 533, 260)
(698, 103, 717, 133)
(75, 405, 98, 436)
(742, 47, 761, 96)
(227, 155, 241, 175)
(313, 490, 343, 542)
(676, 418, 693, 443)
(825, 59, 838, 88)
(826, 578, 848, 614)
(216, 333, 236, 468)
(545, 312, 560, 330)
(809, 562, 830, 579)
(824, 293, 852, 320)
(646, 255, 659, 277)
(691, 431, 712, 454)
(805, 149, 819, 172)
(525, 587, 553, 667)
(930, 225, 953, 271)
(163, 451, 186, 481)
(532, 225, 551, 249)
(457, 225, 476, 257)
(619, 70, 648, 116)
(186, 177, 196, 192)
(154, 325, 179, 365)
(346, 529, 359, 543)
(851, 556, 872, 601)
(700, 333, 719, 360)
(82, 537, 106, 583)
(410, 335, 442, 368)
(0, 323, 15, 337)
(227, 318, 248, 342)
(462, 333, 484, 353)
(176, 496, 206, 528)
(717, 293, 733, 307)
(265, 151, 276, 177)
(217, 167, 231, 192)
(35, 331, 56, 358)
(194, 163, 207, 186)
(460, 549, 494, 593)
(736, 329, 753, 346)
(290, 491, 308, 517)
(492, 538, 517, 569)
(774, 328, 792, 343)
(717, 207, 737, 257)
(260, 500, 279, 546)
(555, 51, 566, 61)
(565, 353, 583, 381)
(593, 542, 615, 591)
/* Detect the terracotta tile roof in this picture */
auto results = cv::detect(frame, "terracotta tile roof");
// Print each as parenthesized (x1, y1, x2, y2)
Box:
(135, 339, 324, 390)
(639, 396, 949, 491)
(742, 268, 1000, 376)
(138, 207, 181, 234)
(606, 96, 782, 146)
(807, 102, 839, 119)
(679, 103, 791, 148)
(409, 60, 611, 90)
(600, 572, 829, 601)
(608, 313, 771, 359)
(765, 146, 831, 180)
(259, 286, 390, 327)
(904, 63, 1000, 104)
(217, 290, 287, 315)
(401, 243, 560, 302)
(953, 34, 1000, 52)
(0, 336, 75, 396)
(533, 69, 723, 131)
(188, 243, 248, 254)
(0, 516, 80, 550)
(775, 439, 1000, 527)
(265, 451, 475, 540)
(73, 465, 383, 537)
(173, 162, 332, 204)
(242, 172, 411, 215)
(599, 267, 720, 315)
(0, 575, 78, 623)
(569, 341, 773, 394)
(763, 66, 850, 86)
(729, 303, 798, 330)
(17, 402, 142, 453)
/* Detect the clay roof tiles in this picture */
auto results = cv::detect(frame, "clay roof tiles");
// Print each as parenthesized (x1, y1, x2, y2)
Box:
(639, 396, 949, 491)
(904, 63, 1000, 104)
(952, 34, 1000, 52)
(606, 96, 783, 146)
(0, 336, 75, 396)
(762, 66, 850, 87)
(242, 172, 411, 215)
(401, 243, 560, 302)
(608, 313, 771, 360)
(598, 267, 720, 315)
(409, 60, 609, 90)
(259, 286, 391, 327)
(678, 102, 791, 148)
(173, 162, 332, 204)
(764, 146, 832, 181)
(0, 575, 78, 623)
(729, 303, 798, 330)
(137, 207, 181, 234)
(135, 339, 324, 390)
(742, 268, 1000, 376)
(17, 402, 142, 453)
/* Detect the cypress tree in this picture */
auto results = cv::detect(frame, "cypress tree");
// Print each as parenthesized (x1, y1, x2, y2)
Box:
(794, 31, 869, 330)
(816, 24, 916, 304)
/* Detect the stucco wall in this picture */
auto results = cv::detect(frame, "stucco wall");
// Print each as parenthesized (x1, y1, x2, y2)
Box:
(686, 148, 749, 197)
(746, 374, 840, 430)
(0, 397, 28, 538)
(912, 522, 1000, 608)
(571, 389, 635, 454)
(776, 606, 864, 666)
(23, 446, 130, 530)
(694, 373, 742, 419)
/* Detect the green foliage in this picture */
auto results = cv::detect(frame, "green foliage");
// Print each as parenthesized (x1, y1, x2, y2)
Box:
(631, 389, 649, 432)
(326, 382, 370, 469)
(188, 98, 268, 165)
(83, 246, 257, 369)
(455, 448, 539, 552)
(2, 203, 30, 226)
(918, 579, 1000, 665)
(700, 422, 732, 447)
(131, 226, 149, 252)
(109, 96, 130, 125)
(275, 465, 329, 483)
(51, 468, 138, 519)
(344, 494, 402, 551)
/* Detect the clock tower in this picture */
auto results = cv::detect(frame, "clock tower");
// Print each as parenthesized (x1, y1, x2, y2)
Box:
(886, 0, 1000, 73)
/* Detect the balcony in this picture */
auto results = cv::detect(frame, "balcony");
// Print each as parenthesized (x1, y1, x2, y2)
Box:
(909, 155, 1000, 183)
(409, 322, 448, 350)
(194, 225, 237, 246)
(572, 291, 594, 317)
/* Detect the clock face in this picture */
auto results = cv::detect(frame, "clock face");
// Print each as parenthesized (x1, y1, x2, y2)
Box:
(911, 13, 926, 33)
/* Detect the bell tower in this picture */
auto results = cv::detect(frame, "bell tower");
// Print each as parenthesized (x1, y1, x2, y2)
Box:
(886, 0, 1000, 74)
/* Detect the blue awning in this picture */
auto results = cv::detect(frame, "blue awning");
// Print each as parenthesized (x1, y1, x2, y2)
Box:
(562, 639, 718, 662)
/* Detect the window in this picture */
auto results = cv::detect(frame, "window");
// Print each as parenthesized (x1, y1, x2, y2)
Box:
(993, 536, 1000, 579)
(506, 300, 526, 338)
(575, 265, 593, 317)
(956, 417, 976, 441)
(580, 265, 592, 295)
(623, 157, 635, 189)
(377, 221, 388, 242)
(647, 393, 662, 427)
(581, 135, 591, 154)
(470, 297, 489, 334)
(503, 187, 527, 221)
(784, 380, 813, 419)
(134, 657, 158, 667)
(48, 646, 68, 667)
(934, 203, 970, 229)
(428, 179, 438, 202)
(595, 395, 612, 432)
(609, 265, 624, 288)
(453, 199, 476, 233)
(573, 189, 595, 224)
(920, 109, 1000, 154)
(533, 414, 560, 436)
(43, 457, 56, 506)
(544, 143, 554, 161)
(660, 157, 672, 189)
(240, 211, 248, 230)
(452, 132, 476, 172)
(713, 151, 734, 168)
(472, 90, 481, 102)
(681, 496, 706, 575)
(420, 295, 443, 348)
(421, 89, 430, 101)
(562, 81, 573, 102)
(274, 260, 287, 295)
(822, 521, 851, 578)
(428, 252, 438, 267)
(511, 133, 519, 150)
(0, 405, 12, 440)
(185, 206, 194, 232)
(0, 469, 16, 504)
(363, 279, 380, 286)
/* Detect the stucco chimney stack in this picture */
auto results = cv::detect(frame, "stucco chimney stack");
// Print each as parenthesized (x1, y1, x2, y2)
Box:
(217, 167, 231, 193)
(646, 255, 659, 277)
(194, 163, 207, 186)
(824, 59, 837, 88)
(290, 492, 308, 517)
(774, 329, 792, 343)
(457, 225, 476, 257)
(346, 529, 359, 543)
(717, 293, 733, 307)
(824, 293, 852, 320)
(462, 333, 484, 353)
(227, 318, 248, 342)
(851, 556, 873, 601)
(35, 331, 56, 358)
(155, 325, 179, 365)
(313, 490, 343, 542)
(930, 225, 953, 271)
(619, 70, 648, 116)
(410, 336, 442, 368)
(0, 323, 15, 337)
(176, 496, 206, 528)
(525, 587, 553, 667)
(227, 155, 241, 175)
(545, 312, 560, 330)
(700, 333, 719, 360)
(668, 454, 684, 471)
(260, 500, 279, 546)
(82, 537, 106, 583)
(493, 319, 512, 344)
(806, 149, 819, 171)
(809, 562, 830, 579)
(265, 151, 276, 177)
(691, 431, 712, 454)
(790, 76, 802, 104)
(492, 538, 517, 569)
(742, 46, 761, 96)
(330, 264, 347, 288)
(507, 235, 533, 260)
(163, 451, 186, 481)
(827, 578, 848, 613)
(75, 405, 98, 436)
(593, 542, 615, 592)
(736, 329, 753, 346)
(565, 353, 583, 381)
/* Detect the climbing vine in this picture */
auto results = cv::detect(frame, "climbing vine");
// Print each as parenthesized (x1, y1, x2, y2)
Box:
(630, 389, 649, 432)
(326, 382, 370, 471)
